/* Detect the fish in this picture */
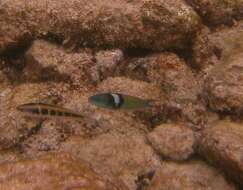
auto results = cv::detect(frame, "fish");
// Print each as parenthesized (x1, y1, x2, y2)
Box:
(88, 93, 153, 110)
(17, 103, 84, 119)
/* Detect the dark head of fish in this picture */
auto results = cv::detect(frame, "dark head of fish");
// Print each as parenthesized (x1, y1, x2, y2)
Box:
(89, 93, 116, 109)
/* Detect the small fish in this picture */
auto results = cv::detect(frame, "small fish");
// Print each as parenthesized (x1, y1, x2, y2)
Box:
(17, 103, 84, 119)
(89, 93, 152, 110)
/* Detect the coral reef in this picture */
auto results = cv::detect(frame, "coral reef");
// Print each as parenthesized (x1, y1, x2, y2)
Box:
(0, 0, 243, 189)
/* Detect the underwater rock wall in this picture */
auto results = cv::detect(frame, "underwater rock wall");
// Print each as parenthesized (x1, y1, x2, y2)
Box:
(0, 0, 243, 190)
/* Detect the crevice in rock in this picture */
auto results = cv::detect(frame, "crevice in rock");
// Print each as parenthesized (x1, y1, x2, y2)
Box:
(1, 57, 71, 85)
(123, 48, 154, 58)
(135, 170, 155, 190)
(39, 32, 64, 46)
(116, 58, 150, 82)
(1, 56, 26, 85)
(0, 34, 33, 59)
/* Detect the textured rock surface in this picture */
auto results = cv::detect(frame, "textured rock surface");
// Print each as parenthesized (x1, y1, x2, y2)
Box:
(61, 132, 161, 190)
(147, 124, 195, 161)
(97, 77, 161, 102)
(203, 24, 243, 115)
(13, 77, 162, 189)
(62, 76, 162, 133)
(208, 22, 243, 60)
(0, 153, 127, 190)
(24, 40, 95, 86)
(24, 40, 125, 85)
(0, 150, 21, 164)
(123, 52, 212, 130)
(191, 27, 219, 70)
(146, 160, 237, 190)
(198, 121, 243, 186)
(19, 120, 68, 157)
(1, 0, 243, 189)
(0, 0, 200, 53)
(0, 83, 51, 150)
(188, 0, 243, 26)
(204, 52, 243, 114)
(91, 49, 124, 83)
(57, 87, 162, 189)
(0, 71, 8, 90)
(17, 77, 161, 158)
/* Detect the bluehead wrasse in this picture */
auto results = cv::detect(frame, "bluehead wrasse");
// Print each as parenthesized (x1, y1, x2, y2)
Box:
(88, 93, 153, 110)
(16, 103, 84, 120)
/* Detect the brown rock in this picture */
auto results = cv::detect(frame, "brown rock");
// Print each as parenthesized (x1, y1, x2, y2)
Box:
(25, 40, 125, 85)
(18, 78, 159, 157)
(60, 131, 161, 190)
(208, 22, 243, 61)
(0, 59, 10, 86)
(97, 77, 161, 101)
(19, 120, 68, 158)
(203, 23, 243, 114)
(24, 40, 95, 86)
(198, 121, 243, 186)
(146, 53, 199, 101)
(208, 54, 243, 107)
(187, 0, 243, 26)
(191, 27, 219, 71)
(0, 153, 127, 190)
(15, 82, 162, 189)
(17, 79, 160, 175)
(0, 0, 200, 53)
(0, 70, 8, 89)
(0, 82, 70, 150)
(91, 49, 124, 83)
(124, 53, 211, 130)
(0, 84, 43, 150)
(0, 150, 21, 164)
(147, 124, 195, 161)
(146, 160, 237, 190)
(204, 52, 243, 114)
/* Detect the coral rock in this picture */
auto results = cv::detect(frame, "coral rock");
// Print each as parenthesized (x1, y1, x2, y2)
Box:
(198, 121, 243, 186)
(25, 40, 94, 85)
(123, 53, 211, 130)
(0, 153, 127, 190)
(91, 49, 124, 83)
(188, 0, 243, 26)
(147, 124, 195, 161)
(0, 0, 200, 53)
(146, 160, 237, 190)
(61, 131, 161, 190)
(204, 23, 243, 114)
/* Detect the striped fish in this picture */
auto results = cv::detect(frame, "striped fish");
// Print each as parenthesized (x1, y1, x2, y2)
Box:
(16, 103, 84, 119)
(89, 93, 152, 110)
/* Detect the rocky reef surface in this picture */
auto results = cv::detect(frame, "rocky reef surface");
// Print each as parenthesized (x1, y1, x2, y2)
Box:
(0, 0, 243, 189)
